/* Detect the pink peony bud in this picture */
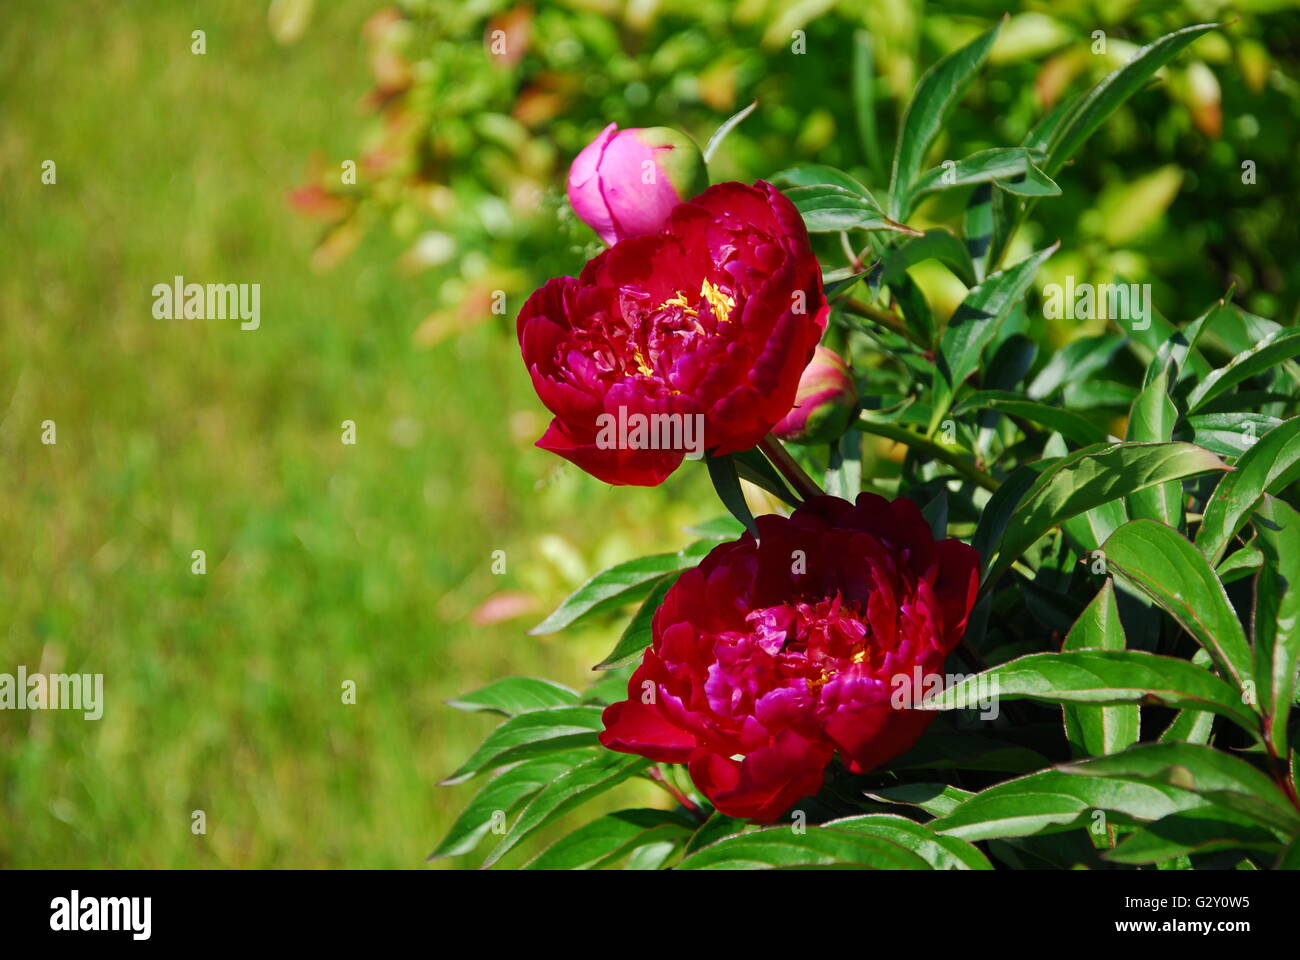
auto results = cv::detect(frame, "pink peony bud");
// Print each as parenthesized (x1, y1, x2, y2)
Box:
(567, 123, 705, 245)
(772, 346, 858, 445)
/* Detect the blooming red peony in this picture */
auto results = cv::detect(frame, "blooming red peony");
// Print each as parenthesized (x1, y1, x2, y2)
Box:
(599, 493, 981, 821)
(517, 180, 828, 486)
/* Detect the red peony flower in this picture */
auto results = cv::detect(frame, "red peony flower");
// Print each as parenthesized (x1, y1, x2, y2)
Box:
(517, 180, 828, 486)
(599, 493, 981, 822)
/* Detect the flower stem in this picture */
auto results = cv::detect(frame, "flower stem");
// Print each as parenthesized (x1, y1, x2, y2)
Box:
(854, 415, 1000, 493)
(648, 766, 705, 821)
(759, 434, 824, 501)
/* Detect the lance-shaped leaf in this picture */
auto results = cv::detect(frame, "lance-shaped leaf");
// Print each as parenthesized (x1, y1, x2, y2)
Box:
(955, 390, 1107, 446)
(1187, 328, 1300, 414)
(827, 814, 993, 870)
(1106, 806, 1284, 864)
(702, 99, 756, 164)
(1044, 23, 1219, 176)
(1058, 742, 1300, 835)
(931, 243, 1058, 431)
(878, 228, 976, 288)
(445, 677, 580, 717)
(909, 147, 1058, 212)
(1102, 519, 1253, 692)
(889, 23, 1000, 218)
(530, 541, 711, 635)
(1187, 412, 1283, 459)
(522, 808, 694, 870)
(1197, 416, 1300, 564)
(984, 441, 1227, 587)
(1126, 349, 1183, 526)
(440, 706, 606, 785)
(428, 750, 595, 859)
(482, 751, 652, 867)
(770, 164, 880, 206)
(1060, 581, 1138, 757)
(930, 769, 1209, 841)
(920, 648, 1257, 735)
(783, 184, 914, 234)
(676, 822, 931, 870)
(1251, 496, 1300, 757)
(594, 572, 676, 671)
(865, 783, 974, 818)
(706, 452, 758, 538)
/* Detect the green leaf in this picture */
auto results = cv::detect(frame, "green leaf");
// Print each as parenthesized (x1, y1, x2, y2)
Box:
(1107, 807, 1284, 864)
(530, 542, 710, 635)
(1217, 545, 1263, 583)
(889, 24, 1000, 218)
(1187, 412, 1282, 459)
(932, 243, 1058, 429)
(445, 677, 580, 717)
(1059, 742, 1300, 835)
(702, 99, 756, 165)
(984, 441, 1228, 587)
(920, 648, 1257, 735)
(1126, 352, 1182, 526)
(1027, 334, 1124, 400)
(522, 808, 694, 870)
(1279, 836, 1300, 869)
(1044, 23, 1219, 176)
(440, 706, 607, 785)
(684, 516, 746, 540)
(482, 751, 651, 867)
(1102, 519, 1253, 691)
(910, 147, 1058, 210)
(864, 783, 974, 818)
(771, 164, 879, 205)
(783, 184, 913, 234)
(963, 183, 995, 282)
(878, 228, 976, 288)
(706, 453, 758, 538)
(824, 428, 863, 500)
(1161, 708, 1215, 745)
(828, 814, 993, 869)
(676, 822, 932, 870)
(971, 463, 1046, 566)
(1060, 581, 1138, 757)
(732, 446, 800, 506)
(682, 810, 749, 857)
(1187, 328, 1300, 414)
(931, 769, 1209, 841)
(955, 390, 1107, 446)
(1196, 416, 1300, 564)
(594, 572, 676, 671)
(428, 750, 593, 859)
(852, 30, 883, 178)
(1251, 496, 1300, 757)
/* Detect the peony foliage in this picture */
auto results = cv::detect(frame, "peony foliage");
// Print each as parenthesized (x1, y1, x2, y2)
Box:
(434, 21, 1300, 871)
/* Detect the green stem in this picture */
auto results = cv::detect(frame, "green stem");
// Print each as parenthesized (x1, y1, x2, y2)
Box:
(841, 298, 918, 345)
(855, 415, 1000, 493)
(759, 434, 824, 501)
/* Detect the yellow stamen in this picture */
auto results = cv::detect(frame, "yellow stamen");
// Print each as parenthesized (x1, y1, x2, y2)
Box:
(660, 291, 697, 316)
(700, 278, 735, 323)
(632, 347, 654, 377)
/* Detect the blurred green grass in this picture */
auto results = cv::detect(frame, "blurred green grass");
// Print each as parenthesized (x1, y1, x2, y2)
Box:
(0, 0, 708, 867)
